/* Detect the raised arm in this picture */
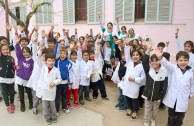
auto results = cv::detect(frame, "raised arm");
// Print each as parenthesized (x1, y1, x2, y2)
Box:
(124, 38, 132, 63)
(75, 28, 79, 41)
(15, 36, 24, 60)
(97, 14, 105, 32)
(116, 17, 121, 36)
(175, 28, 184, 51)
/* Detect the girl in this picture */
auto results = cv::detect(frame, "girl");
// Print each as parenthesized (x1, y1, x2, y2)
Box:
(128, 28, 139, 40)
(15, 36, 34, 112)
(142, 42, 168, 126)
(121, 38, 146, 120)
(66, 50, 81, 108)
(175, 28, 194, 70)
(0, 44, 15, 113)
(116, 17, 127, 40)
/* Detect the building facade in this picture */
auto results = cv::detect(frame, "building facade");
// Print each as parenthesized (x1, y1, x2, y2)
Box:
(0, 0, 194, 60)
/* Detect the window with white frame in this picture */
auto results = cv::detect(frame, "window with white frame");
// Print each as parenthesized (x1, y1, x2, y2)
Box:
(114, 0, 173, 24)
(35, 0, 53, 25)
(62, 0, 104, 24)
(10, 6, 26, 25)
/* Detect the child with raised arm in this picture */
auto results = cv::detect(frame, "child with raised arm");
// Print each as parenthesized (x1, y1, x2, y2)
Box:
(156, 50, 194, 126)
(15, 36, 34, 112)
(175, 28, 194, 70)
(142, 42, 168, 126)
(0, 44, 16, 113)
(36, 52, 61, 125)
(121, 38, 146, 120)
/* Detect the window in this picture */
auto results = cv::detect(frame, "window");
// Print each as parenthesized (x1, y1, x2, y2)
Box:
(36, 0, 53, 25)
(10, 6, 26, 25)
(114, 0, 173, 24)
(62, 0, 104, 24)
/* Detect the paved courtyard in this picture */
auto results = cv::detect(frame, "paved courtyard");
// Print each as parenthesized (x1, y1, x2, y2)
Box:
(0, 81, 194, 126)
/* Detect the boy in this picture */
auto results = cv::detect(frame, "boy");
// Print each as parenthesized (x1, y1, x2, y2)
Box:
(36, 53, 61, 125)
(47, 38, 57, 49)
(79, 50, 93, 105)
(156, 50, 194, 126)
(55, 48, 73, 114)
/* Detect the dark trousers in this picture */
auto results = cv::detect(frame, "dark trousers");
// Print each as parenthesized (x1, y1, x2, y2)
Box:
(102, 62, 111, 75)
(138, 86, 145, 106)
(91, 77, 107, 98)
(118, 88, 126, 109)
(125, 96, 139, 112)
(18, 85, 33, 107)
(167, 104, 185, 126)
(55, 84, 68, 112)
(79, 85, 89, 100)
(1, 83, 15, 107)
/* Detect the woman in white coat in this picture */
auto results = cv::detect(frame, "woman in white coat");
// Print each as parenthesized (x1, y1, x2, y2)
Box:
(121, 38, 146, 120)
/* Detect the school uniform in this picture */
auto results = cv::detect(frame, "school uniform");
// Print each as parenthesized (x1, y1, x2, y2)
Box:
(79, 59, 92, 100)
(67, 60, 80, 104)
(120, 45, 146, 112)
(91, 42, 108, 99)
(142, 54, 168, 123)
(0, 54, 15, 107)
(160, 57, 194, 126)
(102, 43, 111, 75)
(36, 64, 61, 121)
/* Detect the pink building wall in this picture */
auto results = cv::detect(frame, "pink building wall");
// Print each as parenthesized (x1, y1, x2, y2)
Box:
(0, 0, 194, 61)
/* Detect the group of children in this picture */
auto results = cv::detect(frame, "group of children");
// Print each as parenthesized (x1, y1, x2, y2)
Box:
(0, 18, 194, 126)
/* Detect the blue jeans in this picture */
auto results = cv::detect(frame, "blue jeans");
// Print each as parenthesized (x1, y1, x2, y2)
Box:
(79, 85, 89, 100)
(119, 88, 126, 109)
(55, 84, 68, 112)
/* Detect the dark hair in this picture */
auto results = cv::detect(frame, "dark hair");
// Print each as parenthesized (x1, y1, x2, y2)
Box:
(71, 35, 75, 39)
(132, 39, 140, 45)
(176, 51, 189, 60)
(89, 49, 95, 54)
(110, 56, 115, 59)
(0, 36, 7, 41)
(45, 48, 54, 54)
(47, 38, 56, 44)
(130, 49, 142, 58)
(45, 53, 55, 61)
(121, 26, 127, 31)
(79, 36, 85, 41)
(22, 47, 31, 55)
(82, 50, 89, 55)
(0, 43, 9, 48)
(60, 47, 68, 55)
(107, 22, 113, 27)
(163, 52, 170, 61)
(70, 50, 77, 56)
(20, 37, 29, 44)
(157, 42, 165, 48)
(184, 40, 194, 53)
(54, 32, 60, 37)
(150, 54, 159, 62)
(113, 36, 118, 40)
(128, 28, 134, 32)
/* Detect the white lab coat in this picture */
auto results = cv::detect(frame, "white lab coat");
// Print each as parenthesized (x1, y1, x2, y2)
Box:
(160, 57, 194, 112)
(111, 62, 120, 84)
(36, 64, 62, 101)
(70, 60, 80, 89)
(79, 60, 93, 86)
(121, 45, 146, 99)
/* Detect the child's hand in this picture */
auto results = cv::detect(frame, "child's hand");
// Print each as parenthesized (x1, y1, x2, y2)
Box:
(75, 28, 77, 32)
(32, 35, 38, 43)
(166, 41, 170, 47)
(175, 28, 179, 38)
(6, 23, 12, 31)
(116, 16, 119, 22)
(155, 49, 163, 60)
(14, 35, 20, 44)
(77, 42, 81, 48)
(49, 82, 55, 88)
(15, 65, 20, 70)
(128, 77, 135, 82)
(50, 26, 54, 31)
(124, 38, 130, 46)
(122, 77, 125, 81)
(97, 13, 101, 19)
(146, 41, 153, 50)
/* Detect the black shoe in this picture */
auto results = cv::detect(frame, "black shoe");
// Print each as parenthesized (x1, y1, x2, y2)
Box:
(102, 97, 109, 100)
(20, 105, 25, 112)
(79, 99, 85, 105)
(29, 104, 33, 110)
(115, 103, 120, 108)
(46, 119, 52, 125)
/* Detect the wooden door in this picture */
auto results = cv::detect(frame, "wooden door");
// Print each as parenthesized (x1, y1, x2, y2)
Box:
(75, 0, 87, 20)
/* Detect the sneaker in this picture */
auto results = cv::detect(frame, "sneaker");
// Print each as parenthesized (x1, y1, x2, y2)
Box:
(126, 110, 132, 116)
(29, 104, 33, 110)
(131, 112, 138, 120)
(102, 97, 109, 100)
(79, 99, 85, 105)
(7, 106, 14, 114)
(74, 103, 80, 108)
(85, 97, 92, 101)
(93, 97, 97, 100)
(20, 105, 25, 112)
(56, 113, 59, 117)
(67, 104, 73, 109)
(33, 108, 38, 114)
(115, 103, 120, 108)
(46, 119, 52, 125)
(63, 109, 70, 114)
(119, 107, 126, 111)
(151, 120, 156, 126)
(139, 104, 144, 109)
(10, 104, 15, 110)
(144, 122, 149, 126)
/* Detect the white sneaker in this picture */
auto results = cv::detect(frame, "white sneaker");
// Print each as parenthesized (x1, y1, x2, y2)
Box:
(151, 120, 156, 126)
(63, 109, 70, 114)
(56, 113, 59, 117)
(144, 122, 149, 126)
